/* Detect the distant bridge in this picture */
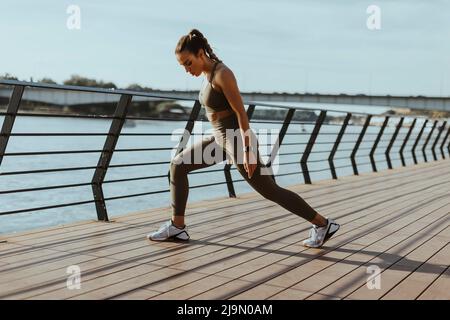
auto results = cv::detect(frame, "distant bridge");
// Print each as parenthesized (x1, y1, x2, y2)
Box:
(0, 80, 450, 111)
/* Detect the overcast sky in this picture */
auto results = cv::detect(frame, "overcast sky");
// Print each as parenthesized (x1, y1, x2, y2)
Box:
(1, 0, 449, 96)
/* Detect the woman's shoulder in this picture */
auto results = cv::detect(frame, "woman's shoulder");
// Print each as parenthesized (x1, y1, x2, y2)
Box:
(216, 61, 230, 75)
(212, 62, 234, 92)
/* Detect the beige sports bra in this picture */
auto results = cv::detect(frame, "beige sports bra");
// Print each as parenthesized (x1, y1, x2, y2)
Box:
(198, 61, 233, 113)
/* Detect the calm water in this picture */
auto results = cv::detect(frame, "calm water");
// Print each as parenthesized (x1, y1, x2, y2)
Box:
(0, 109, 436, 234)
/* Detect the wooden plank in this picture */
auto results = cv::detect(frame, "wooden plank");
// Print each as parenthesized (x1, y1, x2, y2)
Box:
(294, 221, 449, 299)
(189, 278, 254, 300)
(251, 179, 447, 276)
(27, 185, 398, 300)
(0, 242, 28, 256)
(21, 262, 166, 300)
(69, 268, 205, 300)
(343, 219, 449, 300)
(306, 293, 341, 300)
(313, 205, 450, 299)
(417, 265, 450, 300)
(0, 258, 148, 299)
(382, 242, 450, 299)
(229, 284, 285, 300)
(144, 185, 446, 300)
(0, 159, 447, 300)
(148, 275, 234, 300)
(0, 252, 104, 284)
(0, 247, 64, 265)
(269, 288, 314, 300)
(110, 288, 161, 300)
(231, 192, 449, 299)
(1, 188, 446, 302)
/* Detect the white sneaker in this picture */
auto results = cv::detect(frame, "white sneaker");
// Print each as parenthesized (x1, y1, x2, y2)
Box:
(302, 218, 340, 248)
(147, 220, 190, 242)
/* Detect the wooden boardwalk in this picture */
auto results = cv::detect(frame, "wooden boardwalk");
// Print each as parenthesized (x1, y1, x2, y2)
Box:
(0, 159, 449, 300)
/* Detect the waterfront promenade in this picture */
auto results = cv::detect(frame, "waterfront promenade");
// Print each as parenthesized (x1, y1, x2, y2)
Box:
(0, 158, 448, 300)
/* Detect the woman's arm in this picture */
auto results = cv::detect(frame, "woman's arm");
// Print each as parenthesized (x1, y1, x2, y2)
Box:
(215, 68, 257, 178)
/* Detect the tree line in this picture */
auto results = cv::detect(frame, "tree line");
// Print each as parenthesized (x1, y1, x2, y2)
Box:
(0, 73, 153, 91)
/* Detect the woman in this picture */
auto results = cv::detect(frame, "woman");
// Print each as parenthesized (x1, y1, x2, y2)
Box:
(147, 29, 339, 248)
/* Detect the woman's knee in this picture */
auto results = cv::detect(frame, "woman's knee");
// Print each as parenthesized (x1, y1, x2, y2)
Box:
(170, 158, 187, 177)
(260, 186, 280, 202)
(239, 167, 281, 202)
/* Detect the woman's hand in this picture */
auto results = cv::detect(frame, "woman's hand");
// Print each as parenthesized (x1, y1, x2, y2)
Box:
(243, 150, 258, 179)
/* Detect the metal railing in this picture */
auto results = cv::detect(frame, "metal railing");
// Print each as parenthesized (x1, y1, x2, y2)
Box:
(1, 80, 449, 222)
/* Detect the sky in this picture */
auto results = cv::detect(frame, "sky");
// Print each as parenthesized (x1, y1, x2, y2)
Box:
(1, 0, 449, 97)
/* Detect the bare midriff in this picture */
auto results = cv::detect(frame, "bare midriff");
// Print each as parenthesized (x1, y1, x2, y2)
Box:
(206, 108, 235, 122)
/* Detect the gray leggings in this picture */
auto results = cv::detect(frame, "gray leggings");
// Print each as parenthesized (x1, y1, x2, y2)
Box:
(169, 114, 318, 222)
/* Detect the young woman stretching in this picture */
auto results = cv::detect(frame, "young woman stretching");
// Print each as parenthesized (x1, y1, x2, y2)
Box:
(147, 29, 339, 248)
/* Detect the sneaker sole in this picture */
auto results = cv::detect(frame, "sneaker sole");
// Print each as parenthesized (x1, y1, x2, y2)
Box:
(148, 232, 190, 242)
(148, 236, 190, 242)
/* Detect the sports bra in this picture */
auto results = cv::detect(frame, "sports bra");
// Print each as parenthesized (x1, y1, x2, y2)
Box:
(198, 61, 233, 113)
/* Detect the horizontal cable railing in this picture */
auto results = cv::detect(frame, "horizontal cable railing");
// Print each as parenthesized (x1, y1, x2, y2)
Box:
(1, 80, 449, 221)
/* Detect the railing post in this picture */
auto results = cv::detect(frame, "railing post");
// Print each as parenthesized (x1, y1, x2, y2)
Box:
(245, 104, 256, 120)
(399, 118, 416, 166)
(0, 85, 24, 168)
(385, 117, 403, 169)
(369, 116, 389, 173)
(172, 100, 202, 158)
(431, 121, 446, 161)
(300, 110, 327, 184)
(350, 115, 372, 176)
(91, 94, 132, 221)
(440, 126, 450, 159)
(412, 119, 428, 164)
(448, 135, 450, 157)
(422, 120, 437, 162)
(167, 100, 202, 193)
(266, 108, 295, 183)
(328, 112, 351, 180)
(223, 104, 255, 197)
